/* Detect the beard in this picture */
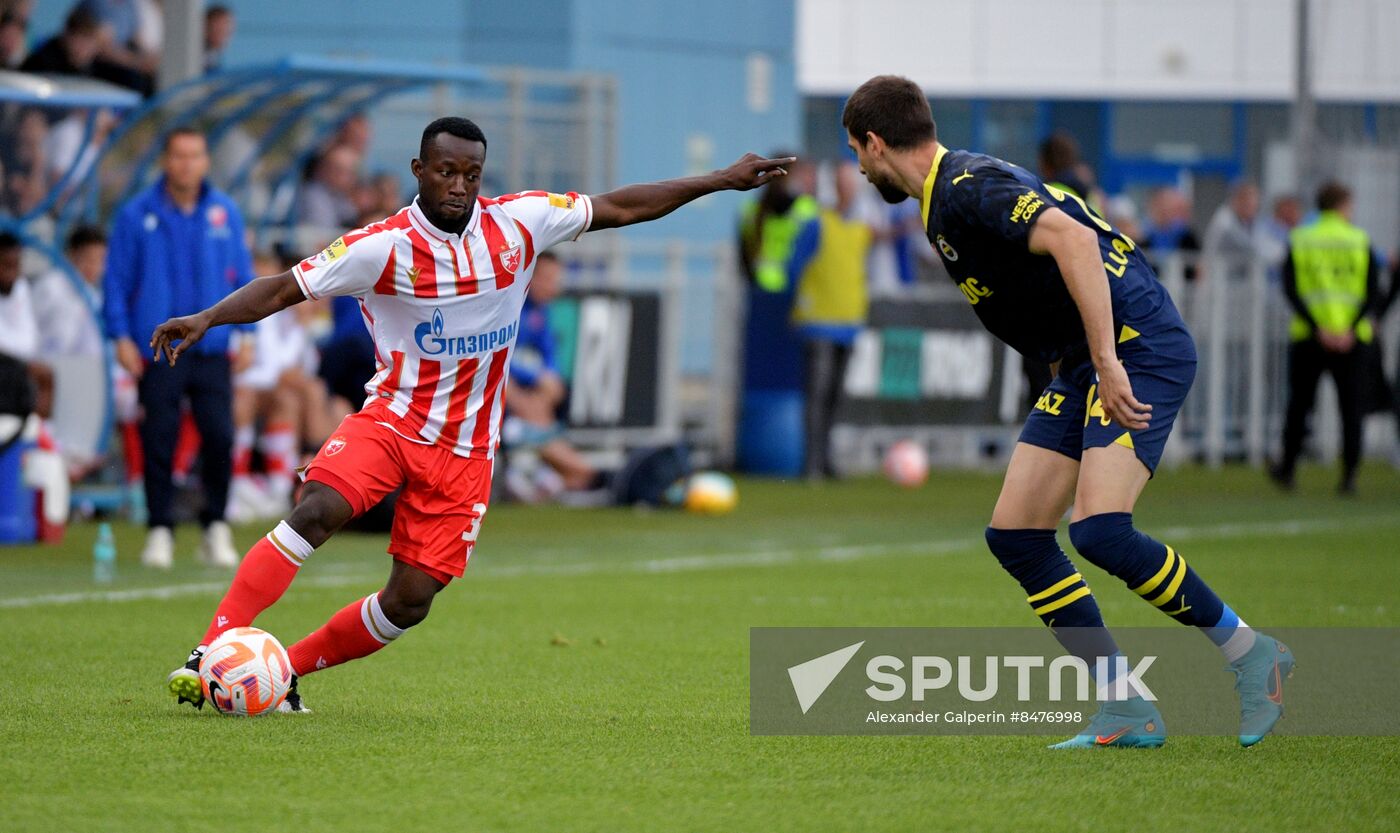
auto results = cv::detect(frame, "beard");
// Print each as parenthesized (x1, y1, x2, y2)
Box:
(875, 181, 909, 204)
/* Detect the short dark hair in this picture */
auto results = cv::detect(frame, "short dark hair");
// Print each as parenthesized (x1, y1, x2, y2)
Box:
(206, 5, 233, 20)
(419, 117, 487, 160)
(0, 231, 21, 253)
(64, 7, 99, 36)
(1316, 181, 1351, 212)
(1038, 132, 1079, 172)
(535, 250, 559, 265)
(842, 75, 936, 150)
(66, 225, 107, 251)
(163, 126, 206, 152)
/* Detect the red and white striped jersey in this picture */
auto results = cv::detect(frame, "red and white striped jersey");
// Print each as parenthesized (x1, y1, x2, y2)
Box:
(292, 191, 593, 459)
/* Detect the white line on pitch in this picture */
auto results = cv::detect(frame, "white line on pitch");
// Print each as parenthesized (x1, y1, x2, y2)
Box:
(2, 513, 1397, 610)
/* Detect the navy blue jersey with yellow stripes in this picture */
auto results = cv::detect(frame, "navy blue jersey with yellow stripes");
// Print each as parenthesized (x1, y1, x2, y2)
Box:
(923, 148, 1183, 364)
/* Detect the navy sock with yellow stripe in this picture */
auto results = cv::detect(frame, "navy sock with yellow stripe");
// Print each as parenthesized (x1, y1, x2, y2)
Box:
(1068, 512, 1226, 629)
(985, 527, 1120, 663)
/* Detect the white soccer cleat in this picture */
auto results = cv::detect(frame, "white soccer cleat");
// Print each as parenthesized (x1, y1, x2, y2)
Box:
(141, 526, 174, 570)
(199, 521, 241, 568)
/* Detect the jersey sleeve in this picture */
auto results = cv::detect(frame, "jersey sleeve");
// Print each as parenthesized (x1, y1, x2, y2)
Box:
(945, 167, 1051, 249)
(291, 230, 392, 300)
(496, 191, 593, 251)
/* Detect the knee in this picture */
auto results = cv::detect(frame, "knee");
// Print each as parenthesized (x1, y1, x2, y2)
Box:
(287, 484, 352, 548)
(378, 587, 434, 630)
(1067, 512, 1135, 565)
(985, 526, 1058, 571)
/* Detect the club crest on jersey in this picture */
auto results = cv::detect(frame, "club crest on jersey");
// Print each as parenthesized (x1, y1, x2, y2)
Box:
(324, 436, 347, 456)
(414, 307, 518, 357)
(500, 244, 522, 274)
(936, 234, 958, 261)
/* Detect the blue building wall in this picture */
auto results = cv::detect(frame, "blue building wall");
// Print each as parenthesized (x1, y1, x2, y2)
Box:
(32, 0, 798, 244)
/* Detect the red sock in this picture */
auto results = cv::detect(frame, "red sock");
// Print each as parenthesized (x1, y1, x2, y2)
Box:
(287, 592, 405, 677)
(121, 422, 143, 481)
(173, 412, 201, 482)
(201, 522, 312, 645)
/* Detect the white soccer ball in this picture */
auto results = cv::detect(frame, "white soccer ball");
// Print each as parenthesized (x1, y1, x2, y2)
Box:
(199, 627, 293, 716)
(883, 440, 929, 488)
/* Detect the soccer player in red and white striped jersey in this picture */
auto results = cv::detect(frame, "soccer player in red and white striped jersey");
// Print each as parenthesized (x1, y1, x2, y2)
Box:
(154, 117, 793, 711)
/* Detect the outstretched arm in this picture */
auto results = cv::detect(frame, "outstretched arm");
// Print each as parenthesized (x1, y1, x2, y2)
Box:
(151, 271, 306, 365)
(588, 153, 796, 231)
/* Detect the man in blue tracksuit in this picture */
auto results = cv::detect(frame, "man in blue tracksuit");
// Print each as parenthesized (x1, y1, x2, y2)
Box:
(104, 127, 255, 569)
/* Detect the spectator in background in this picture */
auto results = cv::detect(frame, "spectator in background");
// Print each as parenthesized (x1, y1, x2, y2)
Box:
(1202, 180, 1264, 283)
(1, 8, 28, 69)
(19, 7, 101, 78)
(1203, 181, 1261, 257)
(1143, 186, 1200, 279)
(103, 127, 254, 569)
(32, 225, 106, 359)
(229, 253, 337, 521)
(296, 144, 361, 232)
(1104, 194, 1144, 244)
(737, 155, 817, 402)
(1038, 132, 1099, 208)
(1258, 193, 1304, 278)
(502, 250, 599, 499)
(203, 4, 234, 72)
(787, 162, 871, 480)
(2, 107, 47, 215)
(1143, 186, 1200, 251)
(331, 112, 372, 157)
(77, 0, 157, 95)
(370, 171, 405, 218)
(1272, 182, 1383, 495)
(47, 107, 117, 199)
(0, 232, 51, 416)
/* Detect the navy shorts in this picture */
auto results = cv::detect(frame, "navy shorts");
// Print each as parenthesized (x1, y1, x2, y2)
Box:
(1019, 326, 1197, 473)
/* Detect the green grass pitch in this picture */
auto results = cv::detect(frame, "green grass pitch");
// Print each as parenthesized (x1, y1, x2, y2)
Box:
(2, 465, 1399, 831)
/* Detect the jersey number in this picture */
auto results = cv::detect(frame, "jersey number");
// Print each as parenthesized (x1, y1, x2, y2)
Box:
(461, 502, 488, 548)
(1042, 184, 1138, 279)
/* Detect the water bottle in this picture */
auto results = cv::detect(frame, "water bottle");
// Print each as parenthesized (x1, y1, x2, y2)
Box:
(94, 522, 116, 584)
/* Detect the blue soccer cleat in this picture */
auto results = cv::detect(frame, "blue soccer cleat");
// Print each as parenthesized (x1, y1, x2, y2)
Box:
(1049, 696, 1167, 749)
(1230, 633, 1295, 747)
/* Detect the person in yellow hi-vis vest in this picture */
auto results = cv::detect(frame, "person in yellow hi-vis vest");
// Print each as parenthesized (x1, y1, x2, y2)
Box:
(736, 158, 817, 474)
(1272, 182, 1383, 495)
(787, 163, 872, 479)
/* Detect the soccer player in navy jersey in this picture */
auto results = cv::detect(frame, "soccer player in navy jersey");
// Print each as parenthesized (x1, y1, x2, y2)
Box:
(842, 75, 1292, 748)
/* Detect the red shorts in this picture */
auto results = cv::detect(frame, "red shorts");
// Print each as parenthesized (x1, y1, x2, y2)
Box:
(305, 402, 492, 584)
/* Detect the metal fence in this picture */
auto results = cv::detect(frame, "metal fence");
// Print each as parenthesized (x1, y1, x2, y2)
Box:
(1161, 252, 1399, 469)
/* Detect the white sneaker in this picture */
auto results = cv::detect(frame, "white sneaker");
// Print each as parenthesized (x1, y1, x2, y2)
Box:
(141, 526, 174, 570)
(199, 521, 241, 568)
(226, 476, 265, 524)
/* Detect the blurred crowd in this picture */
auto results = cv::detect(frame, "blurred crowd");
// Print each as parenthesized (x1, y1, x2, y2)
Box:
(3, 5, 1399, 548)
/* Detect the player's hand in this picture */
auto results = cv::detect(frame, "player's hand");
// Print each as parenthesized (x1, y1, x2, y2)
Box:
(115, 337, 146, 380)
(150, 313, 211, 367)
(1095, 358, 1152, 431)
(719, 153, 797, 192)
